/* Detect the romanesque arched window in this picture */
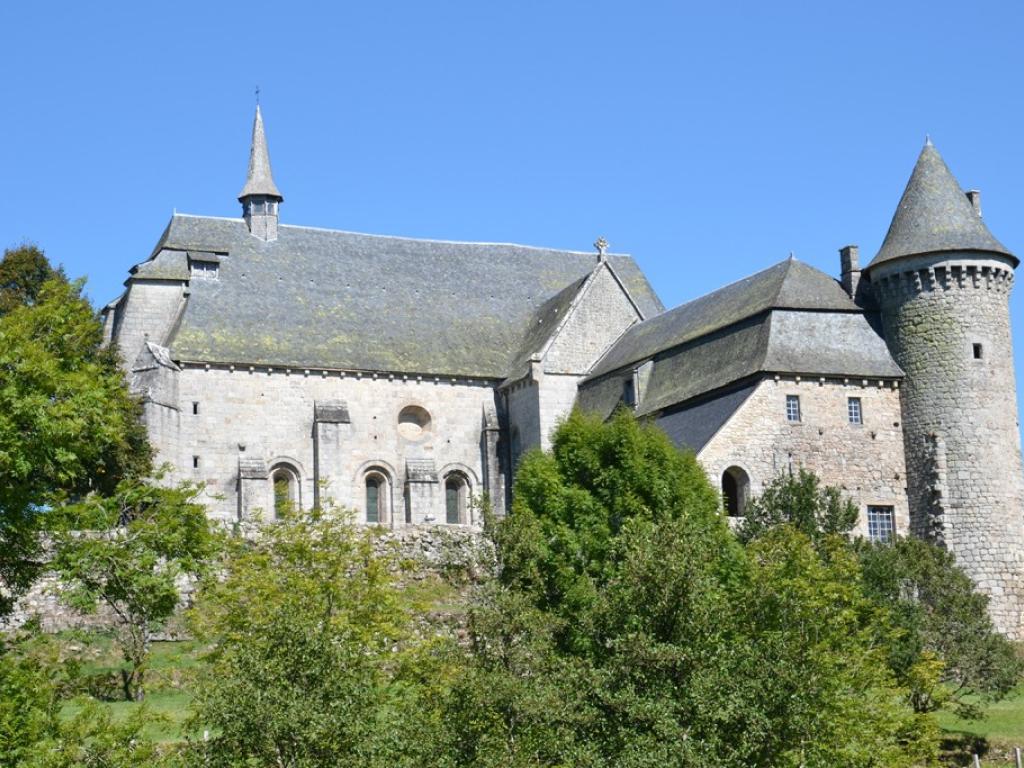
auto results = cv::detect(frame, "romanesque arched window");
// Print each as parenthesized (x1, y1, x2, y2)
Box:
(365, 469, 390, 524)
(445, 473, 470, 525)
(721, 466, 751, 517)
(271, 464, 300, 519)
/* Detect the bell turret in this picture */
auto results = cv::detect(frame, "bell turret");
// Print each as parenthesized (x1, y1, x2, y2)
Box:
(239, 104, 283, 241)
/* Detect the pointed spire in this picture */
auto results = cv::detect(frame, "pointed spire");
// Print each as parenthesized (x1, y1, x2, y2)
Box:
(238, 105, 283, 201)
(868, 141, 1013, 270)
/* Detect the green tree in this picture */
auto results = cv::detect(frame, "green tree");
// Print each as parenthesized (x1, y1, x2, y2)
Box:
(187, 507, 442, 768)
(0, 273, 151, 617)
(0, 637, 62, 767)
(857, 537, 1024, 718)
(22, 701, 180, 768)
(739, 468, 1023, 721)
(737, 467, 858, 546)
(451, 410, 933, 767)
(0, 243, 65, 316)
(50, 479, 215, 701)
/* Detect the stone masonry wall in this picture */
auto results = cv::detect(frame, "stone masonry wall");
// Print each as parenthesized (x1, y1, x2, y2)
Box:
(1, 526, 491, 636)
(111, 280, 185, 369)
(698, 376, 910, 539)
(535, 263, 642, 451)
(167, 366, 502, 527)
(871, 254, 1024, 638)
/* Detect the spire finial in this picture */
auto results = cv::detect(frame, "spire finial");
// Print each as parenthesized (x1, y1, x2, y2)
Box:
(924, 133, 932, 147)
(594, 236, 608, 261)
(255, 85, 260, 106)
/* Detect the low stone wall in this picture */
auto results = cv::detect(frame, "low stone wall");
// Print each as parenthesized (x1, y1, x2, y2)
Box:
(1, 524, 493, 637)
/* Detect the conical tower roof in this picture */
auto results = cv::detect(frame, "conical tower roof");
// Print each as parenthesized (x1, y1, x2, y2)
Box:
(868, 141, 1014, 271)
(238, 105, 283, 201)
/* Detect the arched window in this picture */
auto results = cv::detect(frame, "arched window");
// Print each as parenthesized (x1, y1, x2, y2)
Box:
(365, 470, 389, 524)
(445, 474, 469, 525)
(721, 466, 751, 517)
(271, 465, 299, 519)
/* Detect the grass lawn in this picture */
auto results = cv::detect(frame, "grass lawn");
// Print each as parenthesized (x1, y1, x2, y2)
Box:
(60, 639, 202, 743)
(936, 687, 1024, 766)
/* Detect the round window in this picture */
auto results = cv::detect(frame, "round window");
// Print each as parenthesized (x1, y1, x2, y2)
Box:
(398, 405, 431, 441)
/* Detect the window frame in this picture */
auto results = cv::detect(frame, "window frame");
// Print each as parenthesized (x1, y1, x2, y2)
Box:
(364, 469, 390, 525)
(785, 394, 801, 423)
(847, 396, 863, 425)
(866, 505, 896, 543)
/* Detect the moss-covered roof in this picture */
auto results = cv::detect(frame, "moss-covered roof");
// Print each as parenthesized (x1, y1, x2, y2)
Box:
(137, 215, 663, 378)
(868, 141, 1015, 272)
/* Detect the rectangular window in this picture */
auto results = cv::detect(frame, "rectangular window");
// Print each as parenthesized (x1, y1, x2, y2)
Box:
(848, 397, 862, 424)
(973, 343, 983, 360)
(366, 482, 380, 524)
(192, 455, 200, 469)
(192, 401, 200, 415)
(446, 484, 460, 525)
(786, 394, 801, 423)
(622, 377, 637, 408)
(867, 505, 895, 543)
(190, 260, 219, 280)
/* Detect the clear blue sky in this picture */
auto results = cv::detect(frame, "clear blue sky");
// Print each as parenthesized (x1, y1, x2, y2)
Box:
(4, 1, 1024, 417)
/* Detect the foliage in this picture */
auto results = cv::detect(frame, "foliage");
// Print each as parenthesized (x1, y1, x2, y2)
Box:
(0, 631, 64, 767)
(857, 537, 1024, 718)
(737, 467, 859, 546)
(441, 584, 603, 767)
(49, 479, 216, 702)
(739, 468, 1024, 723)
(0, 243, 65, 316)
(22, 701, 181, 768)
(497, 408, 728, 655)
(1, 627, 175, 768)
(0, 269, 151, 616)
(186, 507, 445, 768)
(448, 409, 934, 767)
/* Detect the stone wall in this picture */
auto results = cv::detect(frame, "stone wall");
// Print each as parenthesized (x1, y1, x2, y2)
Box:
(698, 376, 910, 539)
(2, 526, 492, 636)
(110, 280, 186, 369)
(163, 365, 503, 526)
(871, 253, 1024, 638)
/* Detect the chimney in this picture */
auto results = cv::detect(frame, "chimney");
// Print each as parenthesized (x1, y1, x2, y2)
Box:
(840, 245, 860, 299)
(966, 189, 982, 216)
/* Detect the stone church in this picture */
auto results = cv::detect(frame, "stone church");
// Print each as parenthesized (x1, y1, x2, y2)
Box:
(104, 107, 1024, 637)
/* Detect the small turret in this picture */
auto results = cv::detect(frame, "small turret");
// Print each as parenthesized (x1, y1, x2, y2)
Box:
(866, 139, 1024, 638)
(239, 105, 283, 241)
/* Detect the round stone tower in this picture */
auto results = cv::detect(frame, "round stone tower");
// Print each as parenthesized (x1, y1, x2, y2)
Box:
(864, 140, 1024, 638)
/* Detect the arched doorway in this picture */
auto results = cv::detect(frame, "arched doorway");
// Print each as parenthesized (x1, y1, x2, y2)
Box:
(721, 466, 751, 517)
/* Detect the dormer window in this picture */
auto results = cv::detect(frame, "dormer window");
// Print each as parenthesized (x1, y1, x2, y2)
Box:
(190, 260, 219, 280)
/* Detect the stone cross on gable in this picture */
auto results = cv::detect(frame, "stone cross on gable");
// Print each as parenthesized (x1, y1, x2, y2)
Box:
(594, 236, 608, 261)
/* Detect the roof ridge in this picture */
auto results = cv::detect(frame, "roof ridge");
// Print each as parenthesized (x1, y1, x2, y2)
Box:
(168, 213, 633, 256)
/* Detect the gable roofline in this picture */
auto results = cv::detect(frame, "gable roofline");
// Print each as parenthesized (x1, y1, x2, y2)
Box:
(164, 212, 638, 258)
(585, 257, 860, 381)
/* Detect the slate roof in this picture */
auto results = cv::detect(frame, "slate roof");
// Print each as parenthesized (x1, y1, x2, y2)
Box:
(588, 257, 859, 379)
(238, 106, 283, 201)
(654, 382, 759, 453)
(135, 215, 662, 378)
(868, 141, 1015, 271)
(577, 258, 903, 421)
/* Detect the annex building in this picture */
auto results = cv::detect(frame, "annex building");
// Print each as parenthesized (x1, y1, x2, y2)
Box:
(104, 107, 1024, 637)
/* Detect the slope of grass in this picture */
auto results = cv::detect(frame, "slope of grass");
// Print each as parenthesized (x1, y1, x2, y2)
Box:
(59, 638, 202, 743)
